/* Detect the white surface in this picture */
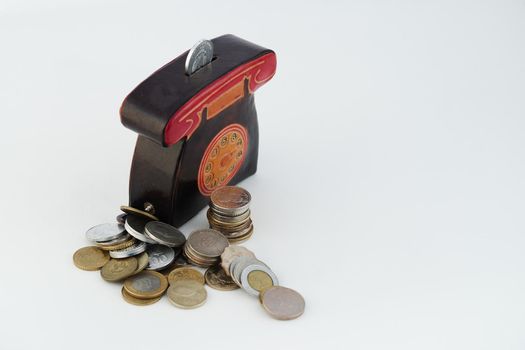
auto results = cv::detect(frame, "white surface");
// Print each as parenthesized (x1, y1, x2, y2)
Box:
(1, 1, 524, 349)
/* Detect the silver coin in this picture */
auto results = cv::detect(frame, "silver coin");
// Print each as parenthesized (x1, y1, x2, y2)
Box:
(86, 223, 126, 243)
(235, 258, 270, 288)
(146, 244, 176, 271)
(221, 246, 256, 276)
(144, 221, 186, 248)
(185, 39, 214, 75)
(209, 186, 251, 216)
(228, 255, 249, 276)
(207, 208, 251, 223)
(240, 264, 279, 296)
(125, 215, 157, 244)
(95, 233, 132, 247)
(228, 257, 243, 286)
(110, 241, 147, 258)
(187, 229, 229, 258)
(260, 286, 305, 320)
(230, 256, 258, 286)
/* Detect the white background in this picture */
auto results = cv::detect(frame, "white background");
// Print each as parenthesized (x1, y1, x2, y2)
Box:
(1, 0, 524, 349)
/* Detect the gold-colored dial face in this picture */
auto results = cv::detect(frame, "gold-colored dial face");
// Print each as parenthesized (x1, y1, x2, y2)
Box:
(198, 124, 248, 196)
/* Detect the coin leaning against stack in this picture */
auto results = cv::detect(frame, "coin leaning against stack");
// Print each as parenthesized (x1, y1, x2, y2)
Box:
(221, 246, 278, 296)
(207, 186, 254, 243)
(220, 245, 305, 320)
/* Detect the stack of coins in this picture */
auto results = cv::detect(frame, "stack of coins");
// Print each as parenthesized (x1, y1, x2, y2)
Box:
(122, 271, 168, 306)
(166, 267, 207, 309)
(207, 186, 254, 243)
(183, 229, 229, 267)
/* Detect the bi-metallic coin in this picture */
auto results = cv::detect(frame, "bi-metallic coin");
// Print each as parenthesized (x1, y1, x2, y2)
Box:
(121, 286, 162, 306)
(240, 264, 278, 296)
(123, 271, 168, 299)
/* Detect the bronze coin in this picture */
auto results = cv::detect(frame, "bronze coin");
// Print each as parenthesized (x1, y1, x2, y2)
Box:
(167, 280, 207, 309)
(121, 287, 161, 306)
(210, 186, 251, 213)
(204, 265, 239, 291)
(120, 205, 159, 221)
(100, 257, 138, 282)
(168, 267, 205, 285)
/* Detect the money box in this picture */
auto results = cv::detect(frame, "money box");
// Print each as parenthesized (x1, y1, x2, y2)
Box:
(120, 34, 276, 227)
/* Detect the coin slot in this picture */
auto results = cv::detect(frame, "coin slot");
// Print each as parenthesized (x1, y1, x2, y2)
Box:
(187, 56, 218, 76)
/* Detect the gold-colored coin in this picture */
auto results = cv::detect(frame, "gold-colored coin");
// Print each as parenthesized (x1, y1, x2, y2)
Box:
(167, 280, 207, 309)
(121, 287, 161, 306)
(123, 271, 168, 299)
(120, 205, 159, 221)
(133, 252, 149, 274)
(100, 257, 138, 282)
(168, 267, 205, 285)
(97, 237, 136, 251)
(247, 270, 274, 292)
(227, 225, 254, 244)
(73, 246, 110, 271)
(204, 265, 239, 291)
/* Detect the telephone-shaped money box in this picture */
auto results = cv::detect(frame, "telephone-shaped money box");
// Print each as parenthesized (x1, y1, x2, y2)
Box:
(120, 34, 277, 227)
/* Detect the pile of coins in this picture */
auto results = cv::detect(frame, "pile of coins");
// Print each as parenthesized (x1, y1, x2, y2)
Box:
(221, 245, 305, 320)
(207, 186, 254, 243)
(183, 229, 229, 267)
(73, 186, 305, 319)
(85, 222, 136, 252)
(73, 205, 188, 303)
